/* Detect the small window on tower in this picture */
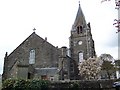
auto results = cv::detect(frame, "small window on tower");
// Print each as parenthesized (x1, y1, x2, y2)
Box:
(77, 26, 80, 34)
(80, 26, 83, 33)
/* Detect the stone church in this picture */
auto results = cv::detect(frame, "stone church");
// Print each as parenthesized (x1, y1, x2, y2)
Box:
(2, 3, 96, 81)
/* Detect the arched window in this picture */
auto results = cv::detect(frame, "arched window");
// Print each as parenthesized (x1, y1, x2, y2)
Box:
(77, 26, 83, 34)
(80, 26, 83, 33)
(29, 49, 35, 64)
(78, 51, 83, 63)
(77, 26, 80, 34)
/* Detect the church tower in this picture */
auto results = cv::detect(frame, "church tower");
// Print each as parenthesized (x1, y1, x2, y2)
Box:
(69, 3, 96, 64)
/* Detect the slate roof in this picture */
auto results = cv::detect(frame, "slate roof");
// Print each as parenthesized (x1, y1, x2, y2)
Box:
(35, 67, 59, 76)
(73, 3, 87, 28)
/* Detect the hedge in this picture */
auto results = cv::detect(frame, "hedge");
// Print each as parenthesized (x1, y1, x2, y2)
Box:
(2, 78, 115, 90)
(2, 78, 50, 90)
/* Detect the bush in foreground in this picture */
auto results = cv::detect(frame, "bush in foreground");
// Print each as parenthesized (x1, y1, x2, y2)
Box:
(2, 78, 50, 90)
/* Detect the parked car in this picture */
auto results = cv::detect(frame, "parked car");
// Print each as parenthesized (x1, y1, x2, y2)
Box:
(113, 81, 120, 87)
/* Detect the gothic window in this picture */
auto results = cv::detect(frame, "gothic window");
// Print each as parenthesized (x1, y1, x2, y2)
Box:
(29, 49, 35, 64)
(77, 26, 80, 34)
(77, 26, 83, 34)
(78, 51, 83, 63)
(80, 26, 83, 33)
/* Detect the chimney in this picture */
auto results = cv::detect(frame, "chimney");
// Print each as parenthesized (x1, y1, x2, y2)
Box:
(45, 37, 47, 41)
(61, 46, 67, 57)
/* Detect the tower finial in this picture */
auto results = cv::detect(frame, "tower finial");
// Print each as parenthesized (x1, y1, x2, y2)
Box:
(79, 1, 80, 6)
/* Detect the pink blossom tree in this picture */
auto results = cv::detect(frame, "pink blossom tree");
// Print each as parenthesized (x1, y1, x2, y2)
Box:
(78, 58, 101, 80)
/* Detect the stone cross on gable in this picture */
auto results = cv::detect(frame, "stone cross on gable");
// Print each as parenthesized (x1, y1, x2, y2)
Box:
(33, 28, 36, 32)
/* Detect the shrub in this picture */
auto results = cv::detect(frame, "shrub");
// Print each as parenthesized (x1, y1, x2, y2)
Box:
(2, 78, 50, 90)
(2, 78, 15, 90)
(13, 79, 27, 90)
(70, 82, 79, 90)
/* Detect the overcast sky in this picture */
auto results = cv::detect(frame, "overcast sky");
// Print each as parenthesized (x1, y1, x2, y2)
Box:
(0, 0, 118, 74)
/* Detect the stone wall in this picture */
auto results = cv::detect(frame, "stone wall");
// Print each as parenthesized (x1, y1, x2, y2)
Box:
(3, 32, 61, 79)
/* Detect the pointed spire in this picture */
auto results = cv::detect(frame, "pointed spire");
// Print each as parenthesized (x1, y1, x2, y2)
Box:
(73, 2, 87, 28)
